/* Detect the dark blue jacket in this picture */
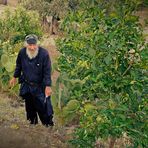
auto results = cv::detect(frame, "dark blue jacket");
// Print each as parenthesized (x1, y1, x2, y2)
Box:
(14, 47, 52, 87)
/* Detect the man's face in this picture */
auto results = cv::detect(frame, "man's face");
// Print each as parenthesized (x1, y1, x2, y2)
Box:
(27, 44, 38, 52)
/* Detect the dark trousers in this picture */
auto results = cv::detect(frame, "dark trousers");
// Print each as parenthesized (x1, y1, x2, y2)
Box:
(23, 93, 54, 126)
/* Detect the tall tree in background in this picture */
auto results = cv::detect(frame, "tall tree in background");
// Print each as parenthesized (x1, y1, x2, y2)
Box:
(0, 0, 7, 5)
(19, 0, 80, 34)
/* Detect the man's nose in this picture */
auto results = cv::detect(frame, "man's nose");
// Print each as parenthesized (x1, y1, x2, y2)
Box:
(30, 46, 35, 50)
(30, 47, 34, 50)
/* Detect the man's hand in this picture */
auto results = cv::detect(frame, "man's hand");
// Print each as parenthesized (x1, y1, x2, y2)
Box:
(45, 86, 52, 97)
(9, 77, 17, 87)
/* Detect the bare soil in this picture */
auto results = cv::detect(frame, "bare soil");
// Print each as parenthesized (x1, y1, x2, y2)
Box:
(0, 93, 72, 148)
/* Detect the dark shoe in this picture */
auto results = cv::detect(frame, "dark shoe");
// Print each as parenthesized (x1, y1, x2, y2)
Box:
(45, 121, 54, 127)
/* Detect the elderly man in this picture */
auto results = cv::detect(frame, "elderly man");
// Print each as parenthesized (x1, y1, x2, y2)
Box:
(10, 34, 54, 126)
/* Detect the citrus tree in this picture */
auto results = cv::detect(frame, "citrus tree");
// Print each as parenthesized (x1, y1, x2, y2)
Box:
(57, 0, 147, 147)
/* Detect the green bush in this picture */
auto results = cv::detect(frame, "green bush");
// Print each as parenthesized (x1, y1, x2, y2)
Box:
(0, 7, 42, 93)
(143, 0, 148, 6)
(57, 0, 147, 147)
(0, 7, 42, 43)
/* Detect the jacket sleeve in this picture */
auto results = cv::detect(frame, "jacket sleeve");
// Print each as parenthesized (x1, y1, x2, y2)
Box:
(13, 51, 22, 78)
(43, 53, 52, 86)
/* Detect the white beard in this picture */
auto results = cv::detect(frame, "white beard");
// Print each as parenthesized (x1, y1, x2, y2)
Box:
(26, 48, 39, 59)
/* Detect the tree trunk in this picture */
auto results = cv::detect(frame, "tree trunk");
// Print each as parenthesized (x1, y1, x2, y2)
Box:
(3, 0, 7, 5)
(42, 15, 50, 32)
(50, 16, 59, 35)
(42, 15, 60, 35)
(109, 138, 116, 148)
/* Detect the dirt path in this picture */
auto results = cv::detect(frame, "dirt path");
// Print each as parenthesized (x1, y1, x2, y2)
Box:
(0, 93, 71, 148)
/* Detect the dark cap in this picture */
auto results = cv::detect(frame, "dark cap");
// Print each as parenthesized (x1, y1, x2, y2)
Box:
(25, 34, 38, 44)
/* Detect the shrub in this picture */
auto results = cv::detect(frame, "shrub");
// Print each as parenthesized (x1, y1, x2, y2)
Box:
(0, 7, 42, 93)
(57, 0, 147, 147)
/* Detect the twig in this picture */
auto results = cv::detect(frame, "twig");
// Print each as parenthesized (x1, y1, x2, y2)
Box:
(122, 64, 132, 76)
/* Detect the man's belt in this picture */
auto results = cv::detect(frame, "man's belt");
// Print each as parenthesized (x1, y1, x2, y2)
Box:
(24, 79, 41, 86)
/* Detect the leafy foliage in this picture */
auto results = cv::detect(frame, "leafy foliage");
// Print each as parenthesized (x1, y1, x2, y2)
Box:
(20, 0, 80, 19)
(0, 7, 42, 93)
(19, 0, 51, 18)
(0, 7, 42, 43)
(142, 0, 148, 7)
(57, 0, 148, 147)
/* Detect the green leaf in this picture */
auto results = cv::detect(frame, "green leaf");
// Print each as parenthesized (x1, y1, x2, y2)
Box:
(1, 54, 9, 66)
(4, 62, 15, 73)
(104, 54, 112, 65)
